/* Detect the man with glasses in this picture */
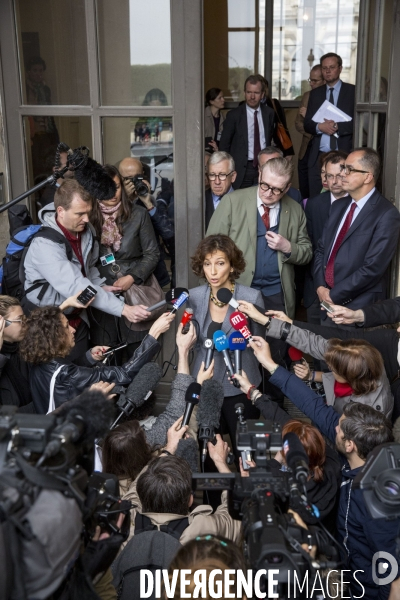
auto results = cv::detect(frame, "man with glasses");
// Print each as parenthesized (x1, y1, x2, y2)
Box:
(207, 156, 312, 321)
(205, 151, 237, 228)
(314, 148, 400, 326)
(295, 64, 325, 199)
(304, 53, 355, 198)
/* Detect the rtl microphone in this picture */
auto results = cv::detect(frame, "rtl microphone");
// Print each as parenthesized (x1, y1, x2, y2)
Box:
(228, 332, 246, 375)
(169, 291, 189, 315)
(181, 308, 193, 334)
(181, 382, 201, 428)
(283, 432, 309, 487)
(216, 288, 239, 309)
(213, 330, 235, 378)
(146, 287, 189, 312)
(203, 322, 220, 370)
(230, 311, 253, 342)
(288, 346, 303, 365)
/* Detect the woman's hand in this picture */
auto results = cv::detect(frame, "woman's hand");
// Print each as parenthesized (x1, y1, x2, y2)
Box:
(197, 359, 214, 385)
(148, 312, 175, 339)
(0, 316, 5, 352)
(248, 336, 278, 372)
(293, 359, 311, 381)
(229, 370, 252, 396)
(90, 346, 110, 361)
(116, 275, 134, 291)
(237, 300, 269, 325)
(59, 290, 97, 311)
(89, 380, 116, 399)
(176, 321, 197, 353)
(265, 310, 293, 324)
(163, 416, 189, 455)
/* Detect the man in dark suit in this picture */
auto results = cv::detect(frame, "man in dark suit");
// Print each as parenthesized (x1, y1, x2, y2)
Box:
(304, 151, 348, 323)
(205, 151, 236, 229)
(219, 74, 274, 190)
(304, 53, 355, 198)
(314, 148, 400, 326)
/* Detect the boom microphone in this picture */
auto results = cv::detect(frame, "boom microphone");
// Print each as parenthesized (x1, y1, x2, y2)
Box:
(182, 382, 201, 428)
(283, 432, 309, 487)
(216, 288, 239, 309)
(175, 437, 199, 472)
(288, 346, 303, 365)
(196, 379, 224, 464)
(181, 308, 194, 334)
(58, 143, 116, 200)
(203, 322, 220, 370)
(230, 311, 253, 341)
(147, 287, 189, 312)
(228, 332, 246, 375)
(213, 330, 235, 378)
(111, 362, 163, 428)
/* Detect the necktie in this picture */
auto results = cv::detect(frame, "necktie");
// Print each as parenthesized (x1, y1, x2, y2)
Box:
(329, 87, 337, 150)
(262, 204, 270, 230)
(325, 202, 357, 288)
(253, 110, 261, 168)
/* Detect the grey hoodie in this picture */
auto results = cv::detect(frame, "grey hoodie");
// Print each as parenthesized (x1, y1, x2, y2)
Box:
(23, 203, 124, 323)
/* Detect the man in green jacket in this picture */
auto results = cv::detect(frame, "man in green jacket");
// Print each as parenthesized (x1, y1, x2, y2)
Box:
(206, 156, 312, 320)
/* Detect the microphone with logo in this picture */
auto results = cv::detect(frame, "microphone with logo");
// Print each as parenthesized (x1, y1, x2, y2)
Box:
(213, 330, 235, 378)
(288, 346, 303, 365)
(146, 287, 189, 313)
(203, 322, 220, 370)
(230, 311, 253, 342)
(180, 308, 194, 334)
(228, 332, 246, 376)
(169, 291, 190, 315)
(181, 382, 201, 429)
(217, 289, 266, 323)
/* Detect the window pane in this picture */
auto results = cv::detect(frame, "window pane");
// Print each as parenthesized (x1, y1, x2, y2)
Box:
(228, 0, 255, 28)
(228, 32, 255, 100)
(360, 0, 376, 102)
(273, 0, 360, 100)
(374, 0, 393, 102)
(97, 0, 171, 106)
(16, 0, 90, 105)
(102, 117, 173, 196)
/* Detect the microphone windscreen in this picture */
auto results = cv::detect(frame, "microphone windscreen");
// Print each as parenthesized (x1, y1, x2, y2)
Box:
(125, 362, 163, 407)
(175, 438, 199, 473)
(57, 390, 116, 444)
(196, 379, 224, 429)
(230, 311, 248, 330)
(216, 288, 233, 304)
(166, 287, 189, 303)
(185, 382, 201, 405)
(283, 432, 309, 470)
(73, 156, 117, 200)
(213, 330, 229, 351)
(207, 321, 221, 340)
(228, 332, 247, 351)
(288, 347, 303, 362)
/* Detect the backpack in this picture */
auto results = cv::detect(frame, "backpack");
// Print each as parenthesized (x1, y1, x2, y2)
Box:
(1, 205, 73, 310)
(112, 513, 189, 600)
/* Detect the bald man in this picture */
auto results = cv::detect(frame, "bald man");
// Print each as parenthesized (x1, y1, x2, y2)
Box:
(119, 157, 174, 288)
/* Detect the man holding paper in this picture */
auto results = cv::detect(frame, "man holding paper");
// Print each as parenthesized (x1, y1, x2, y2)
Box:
(304, 52, 355, 197)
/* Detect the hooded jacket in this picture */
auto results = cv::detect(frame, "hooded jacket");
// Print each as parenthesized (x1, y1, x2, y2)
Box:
(23, 203, 125, 324)
(270, 366, 400, 600)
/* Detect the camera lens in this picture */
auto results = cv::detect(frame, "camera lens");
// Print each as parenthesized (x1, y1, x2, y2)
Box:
(384, 481, 400, 496)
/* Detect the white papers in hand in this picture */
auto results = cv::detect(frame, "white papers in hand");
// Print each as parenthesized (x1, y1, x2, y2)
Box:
(312, 100, 352, 123)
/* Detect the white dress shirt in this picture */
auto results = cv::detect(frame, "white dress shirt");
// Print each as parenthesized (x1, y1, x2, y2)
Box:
(257, 193, 280, 227)
(247, 104, 266, 160)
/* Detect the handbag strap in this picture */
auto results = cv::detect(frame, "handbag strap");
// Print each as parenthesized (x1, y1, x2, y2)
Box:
(271, 98, 284, 126)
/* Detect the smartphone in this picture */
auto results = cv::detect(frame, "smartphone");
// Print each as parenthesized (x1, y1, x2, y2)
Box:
(321, 300, 334, 314)
(241, 450, 253, 471)
(102, 342, 128, 357)
(77, 285, 97, 305)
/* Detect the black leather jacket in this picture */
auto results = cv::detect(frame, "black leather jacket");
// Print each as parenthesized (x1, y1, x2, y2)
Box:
(30, 334, 160, 413)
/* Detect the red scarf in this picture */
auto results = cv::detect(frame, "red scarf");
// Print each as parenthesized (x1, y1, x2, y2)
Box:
(334, 381, 354, 397)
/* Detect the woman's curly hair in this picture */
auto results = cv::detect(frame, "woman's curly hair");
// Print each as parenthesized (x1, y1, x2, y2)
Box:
(19, 306, 72, 364)
(191, 234, 246, 281)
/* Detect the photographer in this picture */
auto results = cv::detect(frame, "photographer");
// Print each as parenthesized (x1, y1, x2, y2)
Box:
(248, 334, 398, 600)
(119, 157, 175, 288)
(19, 306, 174, 413)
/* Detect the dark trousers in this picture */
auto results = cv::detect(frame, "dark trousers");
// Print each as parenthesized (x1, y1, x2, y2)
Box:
(308, 151, 324, 198)
(263, 291, 288, 403)
(298, 146, 311, 199)
(240, 160, 259, 188)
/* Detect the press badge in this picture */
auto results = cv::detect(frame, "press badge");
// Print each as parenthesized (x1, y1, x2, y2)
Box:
(100, 252, 116, 266)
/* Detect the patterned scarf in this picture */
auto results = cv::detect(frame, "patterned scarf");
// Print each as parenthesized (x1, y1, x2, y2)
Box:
(99, 202, 122, 252)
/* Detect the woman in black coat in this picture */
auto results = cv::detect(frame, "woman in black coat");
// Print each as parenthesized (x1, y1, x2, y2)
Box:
(90, 165, 160, 362)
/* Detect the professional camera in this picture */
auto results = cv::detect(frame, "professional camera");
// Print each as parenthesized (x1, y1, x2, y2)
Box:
(127, 174, 150, 197)
(0, 398, 130, 599)
(193, 409, 340, 598)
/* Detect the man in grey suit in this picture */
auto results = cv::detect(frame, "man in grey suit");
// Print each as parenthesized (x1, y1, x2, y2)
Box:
(219, 74, 275, 189)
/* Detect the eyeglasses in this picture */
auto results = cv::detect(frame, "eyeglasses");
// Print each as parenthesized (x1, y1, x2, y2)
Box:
(325, 173, 343, 181)
(208, 171, 234, 181)
(4, 318, 24, 327)
(340, 164, 370, 176)
(308, 78, 323, 83)
(259, 181, 286, 195)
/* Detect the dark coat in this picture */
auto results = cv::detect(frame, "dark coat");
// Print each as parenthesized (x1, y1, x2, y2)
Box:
(0, 344, 35, 413)
(362, 297, 400, 328)
(313, 189, 400, 309)
(304, 82, 355, 167)
(205, 189, 214, 230)
(219, 103, 275, 189)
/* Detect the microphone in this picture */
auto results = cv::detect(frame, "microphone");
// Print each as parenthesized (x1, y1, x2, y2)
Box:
(182, 382, 201, 428)
(196, 379, 225, 464)
(169, 291, 189, 315)
(283, 432, 309, 487)
(228, 332, 246, 375)
(213, 330, 235, 378)
(146, 287, 189, 312)
(203, 322, 220, 370)
(216, 288, 239, 309)
(175, 437, 199, 472)
(288, 347, 303, 365)
(37, 391, 116, 465)
(181, 308, 194, 334)
(229, 311, 253, 342)
(112, 362, 163, 428)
